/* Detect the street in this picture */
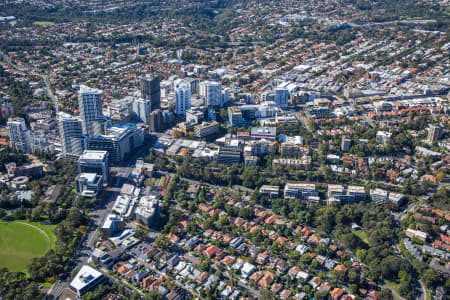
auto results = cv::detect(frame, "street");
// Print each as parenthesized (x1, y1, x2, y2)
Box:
(47, 191, 118, 298)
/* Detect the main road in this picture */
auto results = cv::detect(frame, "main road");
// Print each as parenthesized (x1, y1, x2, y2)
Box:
(47, 191, 118, 298)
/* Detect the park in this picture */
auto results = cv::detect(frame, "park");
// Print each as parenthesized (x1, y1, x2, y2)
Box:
(0, 221, 55, 273)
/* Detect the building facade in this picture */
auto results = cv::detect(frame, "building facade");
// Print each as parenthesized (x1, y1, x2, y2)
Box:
(175, 81, 191, 116)
(275, 87, 289, 108)
(149, 109, 163, 132)
(201, 81, 222, 107)
(427, 124, 443, 143)
(140, 74, 161, 111)
(194, 121, 219, 138)
(78, 150, 109, 183)
(87, 124, 144, 164)
(131, 98, 151, 123)
(7, 117, 32, 153)
(78, 85, 103, 137)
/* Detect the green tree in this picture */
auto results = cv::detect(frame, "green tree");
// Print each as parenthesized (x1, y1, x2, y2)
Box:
(422, 269, 442, 289)
(380, 288, 393, 300)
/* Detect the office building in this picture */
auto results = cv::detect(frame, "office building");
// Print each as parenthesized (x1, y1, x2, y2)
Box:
(175, 80, 191, 116)
(78, 150, 109, 183)
(218, 140, 242, 165)
(341, 136, 351, 152)
(194, 121, 219, 138)
(7, 117, 31, 153)
(186, 107, 207, 124)
(70, 265, 105, 297)
(228, 107, 246, 127)
(101, 214, 124, 237)
(284, 183, 318, 200)
(275, 87, 289, 108)
(140, 74, 160, 111)
(131, 98, 151, 123)
(87, 124, 144, 164)
(78, 85, 103, 137)
(251, 127, 277, 140)
(75, 173, 103, 198)
(58, 112, 85, 158)
(261, 90, 275, 102)
(427, 125, 443, 143)
(149, 109, 163, 132)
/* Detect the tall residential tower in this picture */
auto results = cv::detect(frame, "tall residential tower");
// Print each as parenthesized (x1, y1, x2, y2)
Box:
(140, 75, 160, 111)
(58, 112, 85, 158)
(78, 85, 103, 137)
(175, 80, 191, 116)
(7, 117, 31, 153)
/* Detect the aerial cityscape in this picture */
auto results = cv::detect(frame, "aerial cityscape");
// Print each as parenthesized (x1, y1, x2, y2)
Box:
(0, 0, 449, 299)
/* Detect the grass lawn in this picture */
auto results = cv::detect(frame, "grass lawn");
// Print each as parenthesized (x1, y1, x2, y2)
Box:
(0, 221, 56, 272)
(19, 220, 57, 248)
(353, 230, 369, 244)
(385, 279, 401, 294)
(33, 21, 55, 26)
(426, 289, 431, 300)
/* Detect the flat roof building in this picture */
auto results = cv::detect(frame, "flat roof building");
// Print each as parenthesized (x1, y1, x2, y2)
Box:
(228, 107, 245, 127)
(79, 150, 109, 183)
(75, 173, 103, 198)
(194, 121, 219, 138)
(250, 127, 277, 140)
(135, 194, 160, 227)
(70, 265, 105, 297)
(284, 183, 318, 200)
(259, 185, 280, 198)
(112, 194, 135, 218)
(87, 124, 144, 164)
(370, 188, 388, 205)
(101, 214, 124, 237)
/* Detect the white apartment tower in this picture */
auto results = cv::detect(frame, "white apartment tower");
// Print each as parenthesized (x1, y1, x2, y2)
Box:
(78, 85, 103, 137)
(200, 81, 222, 107)
(58, 112, 85, 157)
(7, 117, 31, 153)
(275, 87, 289, 108)
(131, 98, 151, 123)
(176, 81, 191, 116)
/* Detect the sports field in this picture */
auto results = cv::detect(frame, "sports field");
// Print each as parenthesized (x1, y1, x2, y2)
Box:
(0, 221, 56, 272)
(33, 21, 55, 26)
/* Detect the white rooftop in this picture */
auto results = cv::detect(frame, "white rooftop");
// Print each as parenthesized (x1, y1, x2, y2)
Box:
(78, 173, 99, 183)
(80, 150, 108, 161)
(70, 265, 103, 292)
(79, 85, 102, 95)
